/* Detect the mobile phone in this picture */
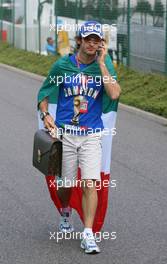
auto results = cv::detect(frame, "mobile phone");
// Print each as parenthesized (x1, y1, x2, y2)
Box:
(97, 42, 105, 56)
(97, 49, 101, 56)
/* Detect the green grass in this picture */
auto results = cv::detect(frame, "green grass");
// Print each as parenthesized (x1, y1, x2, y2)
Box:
(117, 65, 167, 117)
(0, 42, 59, 76)
(0, 42, 167, 118)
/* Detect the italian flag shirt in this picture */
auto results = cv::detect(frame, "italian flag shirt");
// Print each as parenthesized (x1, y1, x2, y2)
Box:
(55, 54, 104, 133)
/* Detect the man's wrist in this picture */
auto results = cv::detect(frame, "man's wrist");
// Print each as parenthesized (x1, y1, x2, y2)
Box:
(40, 111, 50, 121)
(99, 62, 106, 68)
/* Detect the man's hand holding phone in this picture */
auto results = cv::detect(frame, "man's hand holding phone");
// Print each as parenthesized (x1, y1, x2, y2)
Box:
(97, 40, 108, 66)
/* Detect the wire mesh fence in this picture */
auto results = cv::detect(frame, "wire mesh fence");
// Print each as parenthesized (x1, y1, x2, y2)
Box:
(0, 0, 167, 74)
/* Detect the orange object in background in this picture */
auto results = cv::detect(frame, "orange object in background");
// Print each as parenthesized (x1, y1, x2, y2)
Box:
(58, 31, 70, 56)
(0, 30, 7, 42)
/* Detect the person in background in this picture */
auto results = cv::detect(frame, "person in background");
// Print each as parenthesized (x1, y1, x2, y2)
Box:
(46, 37, 56, 55)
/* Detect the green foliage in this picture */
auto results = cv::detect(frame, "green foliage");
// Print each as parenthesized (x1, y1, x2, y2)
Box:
(136, 0, 152, 14)
(55, 0, 118, 23)
(153, 0, 164, 26)
(0, 42, 167, 118)
(153, 0, 164, 17)
(135, 0, 165, 26)
(0, 5, 12, 22)
(135, 0, 152, 24)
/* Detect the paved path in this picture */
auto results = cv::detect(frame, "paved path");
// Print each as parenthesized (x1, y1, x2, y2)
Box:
(0, 65, 167, 264)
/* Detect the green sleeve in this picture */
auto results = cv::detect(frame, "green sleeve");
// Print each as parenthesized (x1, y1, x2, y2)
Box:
(37, 60, 61, 109)
(105, 54, 117, 80)
(102, 54, 119, 113)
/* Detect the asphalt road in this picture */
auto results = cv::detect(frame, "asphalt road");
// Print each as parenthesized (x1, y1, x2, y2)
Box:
(0, 65, 167, 264)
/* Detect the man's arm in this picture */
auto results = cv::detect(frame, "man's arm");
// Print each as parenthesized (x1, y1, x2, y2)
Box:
(97, 42, 121, 100)
(37, 60, 61, 133)
(39, 97, 57, 131)
(99, 62, 121, 100)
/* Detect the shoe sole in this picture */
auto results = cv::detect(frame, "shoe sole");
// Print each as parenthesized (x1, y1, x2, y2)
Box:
(80, 242, 100, 254)
(58, 226, 74, 233)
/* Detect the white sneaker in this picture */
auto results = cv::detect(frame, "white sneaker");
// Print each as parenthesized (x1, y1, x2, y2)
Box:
(58, 208, 74, 233)
(80, 233, 100, 254)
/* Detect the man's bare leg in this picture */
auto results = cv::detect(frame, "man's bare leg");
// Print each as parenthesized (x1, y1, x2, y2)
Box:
(82, 180, 98, 228)
(80, 179, 100, 253)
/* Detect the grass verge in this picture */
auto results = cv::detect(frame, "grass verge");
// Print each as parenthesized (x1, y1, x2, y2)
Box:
(0, 42, 167, 118)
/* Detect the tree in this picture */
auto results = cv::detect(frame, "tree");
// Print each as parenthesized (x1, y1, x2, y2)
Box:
(153, 0, 164, 27)
(38, 0, 53, 20)
(135, 0, 152, 25)
(0, 0, 12, 22)
(95, 0, 119, 22)
(107, 0, 119, 21)
(84, 0, 98, 19)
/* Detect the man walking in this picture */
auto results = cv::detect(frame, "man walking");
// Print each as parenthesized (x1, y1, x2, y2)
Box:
(38, 20, 121, 254)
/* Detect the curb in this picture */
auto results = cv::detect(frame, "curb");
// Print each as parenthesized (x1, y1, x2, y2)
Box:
(119, 103, 167, 125)
(0, 63, 45, 82)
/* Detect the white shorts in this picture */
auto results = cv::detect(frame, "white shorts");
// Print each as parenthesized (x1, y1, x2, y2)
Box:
(60, 133, 102, 187)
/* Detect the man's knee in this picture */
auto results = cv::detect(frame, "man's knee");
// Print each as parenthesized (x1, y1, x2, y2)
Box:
(82, 179, 97, 193)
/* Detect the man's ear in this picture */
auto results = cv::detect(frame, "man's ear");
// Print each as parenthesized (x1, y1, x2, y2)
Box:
(101, 40, 105, 47)
(75, 36, 82, 45)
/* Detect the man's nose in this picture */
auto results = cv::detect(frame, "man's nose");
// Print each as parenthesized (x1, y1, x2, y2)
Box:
(89, 41, 94, 46)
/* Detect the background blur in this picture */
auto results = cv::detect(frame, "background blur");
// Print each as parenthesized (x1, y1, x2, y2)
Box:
(0, 0, 167, 74)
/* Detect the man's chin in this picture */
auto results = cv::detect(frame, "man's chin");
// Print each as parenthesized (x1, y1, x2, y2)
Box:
(86, 50, 96, 56)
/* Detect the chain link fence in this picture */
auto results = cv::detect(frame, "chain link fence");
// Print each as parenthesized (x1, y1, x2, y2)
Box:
(0, 0, 167, 74)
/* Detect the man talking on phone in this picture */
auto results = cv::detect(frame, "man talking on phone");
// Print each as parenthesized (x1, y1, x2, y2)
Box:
(38, 20, 121, 254)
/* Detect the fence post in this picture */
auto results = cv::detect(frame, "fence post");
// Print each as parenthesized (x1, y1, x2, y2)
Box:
(99, 0, 102, 23)
(24, 0, 27, 51)
(165, 0, 167, 74)
(0, 0, 3, 41)
(12, 0, 15, 47)
(75, 0, 78, 34)
(38, 0, 41, 54)
(127, 0, 130, 67)
(54, 0, 58, 55)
